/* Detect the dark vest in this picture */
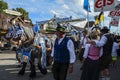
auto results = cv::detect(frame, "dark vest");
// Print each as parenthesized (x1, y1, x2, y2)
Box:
(54, 37, 70, 63)
(103, 34, 113, 56)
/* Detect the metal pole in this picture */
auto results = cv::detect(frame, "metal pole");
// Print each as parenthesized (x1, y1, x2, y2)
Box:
(87, 11, 89, 29)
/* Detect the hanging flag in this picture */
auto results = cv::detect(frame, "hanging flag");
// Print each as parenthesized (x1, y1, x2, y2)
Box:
(98, 11, 104, 22)
(94, 16, 99, 25)
(83, 0, 91, 12)
(94, 19, 99, 25)
(33, 23, 39, 34)
(94, 12, 104, 26)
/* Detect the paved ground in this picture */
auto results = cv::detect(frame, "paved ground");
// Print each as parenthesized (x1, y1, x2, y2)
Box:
(0, 50, 120, 80)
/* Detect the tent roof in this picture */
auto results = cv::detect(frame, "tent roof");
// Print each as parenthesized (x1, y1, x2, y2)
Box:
(71, 26, 84, 31)
(69, 20, 94, 31)
(69, 20, 87, 29)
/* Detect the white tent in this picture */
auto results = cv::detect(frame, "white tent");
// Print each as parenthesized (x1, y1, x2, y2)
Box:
(69, 20, 87, 29)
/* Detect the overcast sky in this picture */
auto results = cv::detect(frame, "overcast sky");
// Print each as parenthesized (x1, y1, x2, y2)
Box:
(4, 0, 120, 33)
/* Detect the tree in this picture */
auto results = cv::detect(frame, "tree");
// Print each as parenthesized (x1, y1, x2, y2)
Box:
(0, 0, 8, 13)
(15, 8, 29, 19)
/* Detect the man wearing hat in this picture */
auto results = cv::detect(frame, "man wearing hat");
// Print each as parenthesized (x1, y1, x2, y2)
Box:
(50, 23, 76, 80)
(89, 26, 113, 80)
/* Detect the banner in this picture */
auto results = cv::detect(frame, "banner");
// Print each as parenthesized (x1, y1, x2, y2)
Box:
(109, 17, 119, 26)
(94, 0, 115, 12)
(94, 16, 99, 25)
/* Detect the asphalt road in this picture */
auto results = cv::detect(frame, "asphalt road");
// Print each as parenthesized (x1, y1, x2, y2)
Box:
(0, 50, 120, 80)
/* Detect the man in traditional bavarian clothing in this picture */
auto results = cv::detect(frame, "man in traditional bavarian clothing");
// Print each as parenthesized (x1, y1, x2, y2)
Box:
(50, 23, 76, 80)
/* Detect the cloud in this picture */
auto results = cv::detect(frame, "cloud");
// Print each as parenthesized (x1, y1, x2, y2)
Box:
(62, 4, 69, 10)
(50, 9, 66, 17)
(50, 10, 60, 16)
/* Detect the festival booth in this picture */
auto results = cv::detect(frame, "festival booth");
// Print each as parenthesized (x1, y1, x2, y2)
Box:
(0, 9, 32, 50)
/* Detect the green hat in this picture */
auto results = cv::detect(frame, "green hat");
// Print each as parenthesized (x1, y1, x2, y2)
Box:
(56, 23, 65, 32)
(100, 26, 109, 33)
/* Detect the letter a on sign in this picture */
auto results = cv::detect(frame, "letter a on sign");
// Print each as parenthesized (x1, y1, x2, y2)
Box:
(94, 0, 115, 12)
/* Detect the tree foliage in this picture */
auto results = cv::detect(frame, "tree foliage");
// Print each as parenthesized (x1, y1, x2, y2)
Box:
(0, 0, 8, 13)
(0, 0, 31, 23)
(13, 8, 29, 19)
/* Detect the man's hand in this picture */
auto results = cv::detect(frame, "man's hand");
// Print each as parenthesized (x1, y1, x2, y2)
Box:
(49, 56, 53, 65)
(68, 64, 73, 74)
(46, 48, 52, 52)
(87, 40, 96, 45)
(81, 58, 85, 63)
(36, 45, 42, 49)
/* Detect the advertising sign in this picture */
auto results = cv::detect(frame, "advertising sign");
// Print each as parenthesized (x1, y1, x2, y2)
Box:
(109, 17, 119, 26)
(94, 0, 115, 12)
(108, 10, 120, 17)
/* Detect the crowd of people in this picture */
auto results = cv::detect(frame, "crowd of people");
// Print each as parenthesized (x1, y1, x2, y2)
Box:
(0, 21, 120, 80)
(79, 26, 120, 80)
(49, 24, 120, 80)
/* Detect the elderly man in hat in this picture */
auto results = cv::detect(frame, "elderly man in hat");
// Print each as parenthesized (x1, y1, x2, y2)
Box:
(88, 26, 113, 80)
(50, 23, 76, 80)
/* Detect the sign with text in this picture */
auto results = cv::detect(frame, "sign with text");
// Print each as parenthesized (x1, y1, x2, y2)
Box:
(109, 17, 119, 26)
(108, 10, 120, 17)
(94, 0, 115, 12)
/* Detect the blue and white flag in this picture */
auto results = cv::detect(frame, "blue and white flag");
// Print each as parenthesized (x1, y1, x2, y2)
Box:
(33, 23, 39, 34)
(83, 0, 91, 12)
